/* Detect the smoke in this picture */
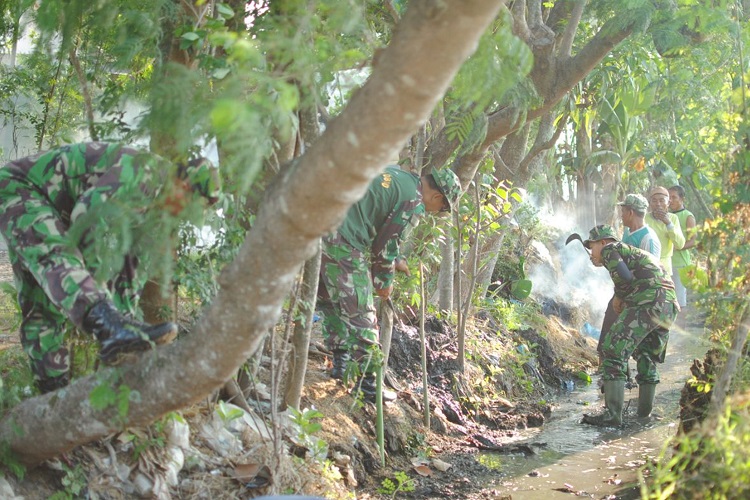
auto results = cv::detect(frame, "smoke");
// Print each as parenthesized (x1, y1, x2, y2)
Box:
(524, 208, 613, 329)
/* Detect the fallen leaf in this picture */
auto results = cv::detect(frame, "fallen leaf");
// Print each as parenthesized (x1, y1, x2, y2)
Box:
(243, 465, 272, 490)
(413, 465, 433, 476)
(432, 458, 452, 472)
(232, 462, 260, 481)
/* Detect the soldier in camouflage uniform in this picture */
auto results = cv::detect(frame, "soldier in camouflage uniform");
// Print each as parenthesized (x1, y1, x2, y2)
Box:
(318, 166, 461, 402)
(0, 142, 221, 394)
(580, 225, 678, 426)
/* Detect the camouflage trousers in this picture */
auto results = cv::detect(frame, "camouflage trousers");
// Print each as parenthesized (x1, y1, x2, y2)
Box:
(318, 233, 379, 371)
(600, 298, 677, 384)
(0, 174, 142, 384)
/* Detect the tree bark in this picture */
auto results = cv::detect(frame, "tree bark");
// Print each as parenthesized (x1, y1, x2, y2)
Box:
(435, 235, 455, 310)
(710, 301, 750, 415)
(0, 0, 504, 466)
(283, 98, 324, 411)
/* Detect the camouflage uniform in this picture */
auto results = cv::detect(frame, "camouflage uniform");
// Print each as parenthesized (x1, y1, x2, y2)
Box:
(598, 241, 678, 384)
(318, 167, 424, 369)
(0, 142, 219, 385)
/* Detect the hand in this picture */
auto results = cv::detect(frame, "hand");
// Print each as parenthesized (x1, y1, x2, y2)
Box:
(394, 258, 411, 276)
(613, 296, 625, 314)
(375, 286, 393, 299)
(652, 209, 670, 224)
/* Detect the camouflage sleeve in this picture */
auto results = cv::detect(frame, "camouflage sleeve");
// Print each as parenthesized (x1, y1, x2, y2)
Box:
(371, 200, 423, 290)
(69, 151, 161, 222)
(601, 244, 633, 299)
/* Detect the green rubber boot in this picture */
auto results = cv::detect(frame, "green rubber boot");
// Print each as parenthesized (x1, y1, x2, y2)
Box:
(583, 380, 625, 427)
(637, 383, 657, 418)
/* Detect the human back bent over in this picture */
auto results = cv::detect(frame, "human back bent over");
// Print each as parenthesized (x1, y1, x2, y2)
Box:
(0, 142, 221, 393)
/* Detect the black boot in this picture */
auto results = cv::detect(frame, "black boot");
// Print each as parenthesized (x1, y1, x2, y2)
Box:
(353, 373, 397, 403)
(83, 301, 178, 364)
(36, 373, 70, 394)
(330, 350, 351, 380)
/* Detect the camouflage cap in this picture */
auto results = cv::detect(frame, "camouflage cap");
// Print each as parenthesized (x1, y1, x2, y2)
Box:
(432, 168, 462, 213)
(179, 157, 222, 204)
(583, 224, 619, 249)
(617, 193, 648, 212)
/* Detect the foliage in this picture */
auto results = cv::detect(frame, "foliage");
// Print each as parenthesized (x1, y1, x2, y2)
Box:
(0, 347, 33, 415)
(0, 282, 20, 332)
(216, 400, 244, 423)
(483, 296, 542, 333)
(644, 393, 750, 499)
(377, 470, 415, 498)
(88, 369, 137, 423)
(0, 438, 25, 480)
(48, 462, 88, 500)
(289, 407, 328, 463)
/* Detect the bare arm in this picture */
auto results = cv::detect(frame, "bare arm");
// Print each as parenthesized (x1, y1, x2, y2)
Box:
(681, 214, 697, 250)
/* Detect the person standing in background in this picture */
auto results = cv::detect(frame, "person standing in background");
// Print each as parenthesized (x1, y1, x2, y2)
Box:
(668, 185, 696, 309)
(644, 186, 685, 277)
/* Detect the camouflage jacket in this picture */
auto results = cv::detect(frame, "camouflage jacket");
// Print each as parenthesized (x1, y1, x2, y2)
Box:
(1, 142, 168, 225)
(336, 166, 424, 290)
(601, 241, 677, 307)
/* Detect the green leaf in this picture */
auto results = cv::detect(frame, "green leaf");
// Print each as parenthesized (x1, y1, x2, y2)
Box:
(216, 3, 234, 18)
(89, 384, 116, 411)
(510, 279, 532, 300)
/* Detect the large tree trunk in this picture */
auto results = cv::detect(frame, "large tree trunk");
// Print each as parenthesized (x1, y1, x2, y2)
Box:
(0, 0, 504, 466)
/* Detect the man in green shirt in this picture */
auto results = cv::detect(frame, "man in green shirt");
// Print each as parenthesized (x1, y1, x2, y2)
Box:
(668, 185, 696, 309)
(644, 186, 685, 276)
(580, 225, 678, 426)
(318, 166, 461, 402)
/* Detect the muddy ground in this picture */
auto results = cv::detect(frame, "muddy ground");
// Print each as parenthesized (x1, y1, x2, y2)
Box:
(1, 292, 602, 499)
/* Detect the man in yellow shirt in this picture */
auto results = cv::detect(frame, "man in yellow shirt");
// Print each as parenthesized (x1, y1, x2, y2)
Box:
(643, 186, 685, 277)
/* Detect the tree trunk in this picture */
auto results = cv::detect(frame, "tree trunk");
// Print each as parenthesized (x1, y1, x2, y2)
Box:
(0, 0, 503, 466)
(710, 301, 750, 415)
(283, 245, 321, 411)
(434, 234, 455, 310)
(140, 279, 177, 323)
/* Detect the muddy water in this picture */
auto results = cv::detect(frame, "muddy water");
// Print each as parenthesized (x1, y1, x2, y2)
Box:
(478, 318, 709, 498)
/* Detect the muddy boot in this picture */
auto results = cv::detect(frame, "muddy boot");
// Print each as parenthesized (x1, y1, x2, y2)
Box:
(36, 373, 70, 394)
(637, 383, 657, 418)
(83, 300, 178, 365)
(330, 350, 351, 380)
(582, 380, 625, 427)
(353, 373, 397, 403)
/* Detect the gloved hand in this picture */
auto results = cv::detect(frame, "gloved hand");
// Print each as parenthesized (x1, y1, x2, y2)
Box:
(613, 296, 625, 314)
(394, 258, 411, 276)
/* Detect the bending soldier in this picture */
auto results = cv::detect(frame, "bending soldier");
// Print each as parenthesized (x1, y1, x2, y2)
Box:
(317, 166, 461, 403)
(580, 225, 678, 426)
(597, 193, 661, 361)
(0, 142, 221, 394)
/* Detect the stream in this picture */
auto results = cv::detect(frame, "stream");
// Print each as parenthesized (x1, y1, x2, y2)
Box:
(476, 316, 709, 498)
